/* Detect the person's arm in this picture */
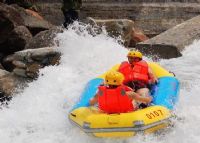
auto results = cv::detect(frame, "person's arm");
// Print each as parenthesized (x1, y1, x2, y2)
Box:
(89, 94, 98, 106)
(126, 91, 152, 104)
(148, 67, 158, 84)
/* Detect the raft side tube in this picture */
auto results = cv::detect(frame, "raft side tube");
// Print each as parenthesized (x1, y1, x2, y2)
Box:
(151, 77, 180, 110)
(69, 106, 171, 137)
(72, 78, 103, 110)
(148, 62, 174, 78)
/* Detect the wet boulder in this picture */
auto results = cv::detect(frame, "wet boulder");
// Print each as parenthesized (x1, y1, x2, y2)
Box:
(0, 26, 32, 54)
(3, 47, 60, 78)
(136, 15, 200, 59)
(86, 17, 148, 46)
(0, 69, 9, 77)
(0, 73, 28, 98)
(12, 4, 54, 36)
(130, 27, 149, 47)
(0, 3, 24, 46)
(86, 17, 135, 46)
(25, 27, 63, 49)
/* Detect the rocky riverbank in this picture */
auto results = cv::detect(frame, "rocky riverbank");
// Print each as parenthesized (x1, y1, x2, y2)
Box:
(83, 1, 200, 35)
(0, 1, 200, 102)
(0, 2, 136, 101)
(0, 2, 62, 101)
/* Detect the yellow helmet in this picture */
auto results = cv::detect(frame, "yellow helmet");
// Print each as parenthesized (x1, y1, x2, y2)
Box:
(105, 71, 124, 86)
(127, 50, 143, 59)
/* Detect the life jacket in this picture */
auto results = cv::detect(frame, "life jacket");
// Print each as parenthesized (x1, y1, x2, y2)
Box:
(118, 60, 149, 84)
(98, 85, 134, 114)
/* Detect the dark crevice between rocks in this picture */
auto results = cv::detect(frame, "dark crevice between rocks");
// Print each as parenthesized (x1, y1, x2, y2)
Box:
(28, 27, 48, 36)
(0, 92, 12, 105)
(0, 18, 14, 44)
(1, 56, 15, 72)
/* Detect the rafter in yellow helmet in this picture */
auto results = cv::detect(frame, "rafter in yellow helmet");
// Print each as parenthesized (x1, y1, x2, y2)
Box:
(127, 50, 143, 59)
(105, 71, 124, 86)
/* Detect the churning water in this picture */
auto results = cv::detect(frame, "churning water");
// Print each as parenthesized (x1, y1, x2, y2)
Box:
(0, 22, 200, 143)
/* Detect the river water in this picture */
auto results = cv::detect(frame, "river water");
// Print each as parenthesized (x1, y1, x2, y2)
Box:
(0, 23, 200, 143)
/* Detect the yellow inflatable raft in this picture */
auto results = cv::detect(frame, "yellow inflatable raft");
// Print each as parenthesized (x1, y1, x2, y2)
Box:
(69, 62, 179, 137)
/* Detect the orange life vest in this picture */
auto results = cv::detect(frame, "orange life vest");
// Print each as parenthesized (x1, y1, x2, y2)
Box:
(98, 85, 134, 114)
(118, 60, 149, 84)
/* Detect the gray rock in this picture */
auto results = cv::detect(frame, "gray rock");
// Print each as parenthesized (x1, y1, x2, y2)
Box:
(35, 1, 64, 26)
(81, 1, 200, 37)
(86, 17, 135, 46)
(0, 69, 9, 77)
(0, 73, 28, 97)
(136, 15, 200, 59)
(11, 4, 54, 36)
(3, 47, 60, 78)
(13, 68, 27, 77)
(12, 60, 26, 69)
(26, 63, 42, 78)
(25, 27, 63, 49)
(0, 3, 24, 45)
(1, 26, 33, 53)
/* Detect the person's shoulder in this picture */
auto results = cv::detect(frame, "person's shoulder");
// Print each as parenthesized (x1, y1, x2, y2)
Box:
(121, 61, 128, 64)
(119, 61, 129, 69)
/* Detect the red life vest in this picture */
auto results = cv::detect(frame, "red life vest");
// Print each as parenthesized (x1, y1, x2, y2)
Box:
(118, 60, 149, 84)
(98, 85, 134, 114)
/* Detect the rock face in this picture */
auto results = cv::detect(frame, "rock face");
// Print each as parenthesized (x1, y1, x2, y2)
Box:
(34, 1, 64, 26)
(130, 27, 149, 47)
(2, 26, 33, 53)
(0, 3, 24, 48)
(0, 47, 60, 98)
(0, 3, 55, 55)
(87, 18, 135, 46)
(0, 4, 33, 54)
(0, 72, 29, 100)
(19, 0, 200, 38)
(3, 47, 60, 78)
(0, 2, 62, 99)
(0, 73, 18, 96)
(81, 1, 200, 37)
(12, 4, 54, 36)
(25, 27, 63, 49)
(136, 15, 200, 59)
(86, 18, 148, 46)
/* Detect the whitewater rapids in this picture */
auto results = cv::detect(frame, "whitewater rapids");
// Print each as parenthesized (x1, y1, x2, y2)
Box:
(0, 23, 200, 143)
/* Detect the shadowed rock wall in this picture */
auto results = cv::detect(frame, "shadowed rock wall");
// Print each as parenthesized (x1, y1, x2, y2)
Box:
(31, 1, 200, 37)
(34, 0, 64, 26)
(81, 1, 200, 37)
